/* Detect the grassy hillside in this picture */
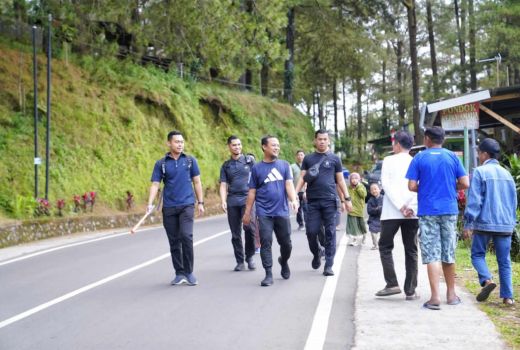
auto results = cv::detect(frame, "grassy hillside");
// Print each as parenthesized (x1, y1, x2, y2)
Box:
(0, 40, 314, 219)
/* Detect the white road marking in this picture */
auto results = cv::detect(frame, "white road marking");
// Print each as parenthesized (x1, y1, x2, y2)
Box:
(304, 233, 349, 350)
(0, 229, 230, 329)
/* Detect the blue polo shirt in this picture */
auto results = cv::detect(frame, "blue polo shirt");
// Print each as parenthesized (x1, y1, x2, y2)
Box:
(151, 153, 200, 208)
(220, 154, 254, 206)
(405, 147, 466, 216)
(249, 160, 292, 217)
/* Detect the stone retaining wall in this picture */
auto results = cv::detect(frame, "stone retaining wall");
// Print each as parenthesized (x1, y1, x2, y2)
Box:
(0, 213, 162, 248)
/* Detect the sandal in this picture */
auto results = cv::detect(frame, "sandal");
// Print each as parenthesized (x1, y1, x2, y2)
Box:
(476, 282, 496, 302)
(447, 296, 462, 305)
(422, 302, 441, 310)
(503, 298, 515, 306)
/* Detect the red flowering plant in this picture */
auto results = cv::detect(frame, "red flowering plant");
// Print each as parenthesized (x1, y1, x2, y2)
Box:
(36, 198, 51, 216)
(73, 195, 81, 212)
(56, 199, 65, 216)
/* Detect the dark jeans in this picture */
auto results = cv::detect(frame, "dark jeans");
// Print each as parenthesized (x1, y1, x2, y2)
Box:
(227, 205, 256, 263)
(258, 216, 292, 270)
(296, 192, 307, 226)
(163, 205, 195, 275)
(379, 219, 419, 296)
(305, 199, 337, 268)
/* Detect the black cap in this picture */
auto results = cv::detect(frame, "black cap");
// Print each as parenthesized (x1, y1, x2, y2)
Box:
(424, 126, 445, 143)
(478, 138, 500, 156)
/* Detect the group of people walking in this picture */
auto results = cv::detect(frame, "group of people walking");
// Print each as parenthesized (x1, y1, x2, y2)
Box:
(146, 126, 516, 306)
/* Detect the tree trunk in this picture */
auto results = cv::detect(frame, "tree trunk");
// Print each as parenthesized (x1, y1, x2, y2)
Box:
(515, 68, 520, 85)
(382, 47, 388, 133)
(426, 0, 440, 99)
(356, 77, 363, 156)
(333, 80, 338, 140)
(404, 0, 421, 144)
(283, 7, 295, 103)
(394, 39, 406, 127)
(342, 80, 348, 131)
(260, 63, 268, 95)
(468, 0, 477, 90)
(245, 69, 253, 91)
(317, 90, 325, 130)
(455, 0, 467, 92)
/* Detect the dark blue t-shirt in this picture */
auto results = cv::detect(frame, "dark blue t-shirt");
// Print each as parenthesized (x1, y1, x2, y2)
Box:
(302, 152, 342, 201)
(248, 160, 292, 217)
(151, 153, 200, 208)
(220, 155, 254, 206)
(405, 147, 466, 216)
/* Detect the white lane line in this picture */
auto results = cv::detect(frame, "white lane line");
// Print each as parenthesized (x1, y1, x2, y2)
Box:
(304, 233, 349, 350)
(0, 229, 230, 330)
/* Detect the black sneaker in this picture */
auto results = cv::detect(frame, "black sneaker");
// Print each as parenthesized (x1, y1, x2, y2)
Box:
(278, 257, 290, 279)
(234, 263, 246, 271)
(298, 225, 305, 231)
(261, 271, 273, 287)
(246, 258, 256, 270)
(323, 266, 334, 276)
(311, 254, 321, 270)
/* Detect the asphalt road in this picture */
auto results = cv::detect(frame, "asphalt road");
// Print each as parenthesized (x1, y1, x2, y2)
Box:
(0, 214, 359, 350)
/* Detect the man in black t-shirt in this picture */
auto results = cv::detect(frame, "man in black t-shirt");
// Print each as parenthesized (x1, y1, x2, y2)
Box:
(295, 129, 353, 276)
(219, 135, 256, 271)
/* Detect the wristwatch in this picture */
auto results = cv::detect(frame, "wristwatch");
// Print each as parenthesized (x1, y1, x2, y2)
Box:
(344, 197, 351, 202)
(198, 201, 204, 205)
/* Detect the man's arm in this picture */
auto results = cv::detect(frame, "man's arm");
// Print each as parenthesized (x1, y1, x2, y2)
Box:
(147, 182, 161, 212)
(219, 182, 228, 213)
(285, 180, 299, 212)
(408, 180, 418, 192)
(242, 188, 256, 225)
(192, 175, 204, 216)
(457, 175, 470, 190)
(294, 170, 306, 193)
(335, 172, 353, 212)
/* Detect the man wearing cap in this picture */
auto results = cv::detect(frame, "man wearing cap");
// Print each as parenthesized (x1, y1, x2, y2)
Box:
(406, 126, 469, 310)
(463, 138, 517, 306)
(375, 130, 420, 301)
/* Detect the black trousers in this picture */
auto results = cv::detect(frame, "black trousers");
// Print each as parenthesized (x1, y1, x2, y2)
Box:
(162, 205, 195, 275)
(379, 219, 419, 296)
(296, 192, 306, 226)
(305, 199, 337, 268)
(227, 205, 256, 263)
(258, 216, 292, 270)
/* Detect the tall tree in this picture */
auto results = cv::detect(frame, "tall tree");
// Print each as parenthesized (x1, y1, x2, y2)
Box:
(455, 0, 468, 92)
(468, 0, 477, 90)
(283, 7, 295, 103)
(426, 0, 439, 99)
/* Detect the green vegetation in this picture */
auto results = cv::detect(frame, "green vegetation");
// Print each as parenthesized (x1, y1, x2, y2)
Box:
(456, 243, 520, 348)
(0, 42, 313, 219)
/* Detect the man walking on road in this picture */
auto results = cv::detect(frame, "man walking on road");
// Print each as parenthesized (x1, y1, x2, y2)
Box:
(295, 129, 353, 277)
(243, 135, 299, 287)
(291, 150, 306, 231)
(375, 130, 420, 300)
(463, 138, 517, 306)
(219, 135, 256, 272)
(147, 130, 205, 286)
(406, 126, 469, 310)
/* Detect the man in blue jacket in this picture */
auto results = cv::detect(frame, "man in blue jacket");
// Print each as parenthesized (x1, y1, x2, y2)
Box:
(463, 138, 517, 306)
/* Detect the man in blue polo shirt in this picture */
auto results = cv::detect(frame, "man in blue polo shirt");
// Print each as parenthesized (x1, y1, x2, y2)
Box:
(147, 130, 205, 286)
(406, 126, 469, 310)
(219, 135, 256, 272)
(243, 135, 299, 287)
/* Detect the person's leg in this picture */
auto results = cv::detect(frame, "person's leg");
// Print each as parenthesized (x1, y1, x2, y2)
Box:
(162, 207, 184, 276)
(493, 235, 514, 299)
(241, 205, 256, 262)
(227, 205, 245, 265)
(471, 233, 493, 286)
(258, 216, 274, 270)
(321, 200, 338, 269)
(378, 220, 400, 290)
(439, 215, 459, 302)
(273, 216, 292, 263)
(296, 192, 305, 228)
(401, 219, 419, 296)
(179, 205, 195, 275)
(305, 201, 321, 262)
(419, 216, 442, 305)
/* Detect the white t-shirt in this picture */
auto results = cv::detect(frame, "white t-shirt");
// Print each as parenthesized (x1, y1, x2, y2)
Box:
(380, 152, 418, 221)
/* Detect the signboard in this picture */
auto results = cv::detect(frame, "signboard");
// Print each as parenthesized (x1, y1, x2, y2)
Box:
(440, 102, 480, 130)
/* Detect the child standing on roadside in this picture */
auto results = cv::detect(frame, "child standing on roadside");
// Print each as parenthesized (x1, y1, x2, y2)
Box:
(346, 172, 367, 246)
(367, 183, 383, 250)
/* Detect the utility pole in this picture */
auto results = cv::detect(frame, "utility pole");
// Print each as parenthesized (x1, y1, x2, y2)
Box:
(45, 14, 52, 200)
(478, 54, 501, 87)
(32, 26, 40, 199)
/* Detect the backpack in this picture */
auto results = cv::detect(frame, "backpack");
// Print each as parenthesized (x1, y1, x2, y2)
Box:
(161, 155, 194, 181)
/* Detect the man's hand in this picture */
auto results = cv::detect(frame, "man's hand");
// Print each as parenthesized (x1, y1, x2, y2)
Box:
(146, 204, 155, 215)
(242, 212, 251, 226)
(345, 201, 353, 213)
(290, 200, 299, 212)
(197, 203, 205, 216)
(340, 202, 346, 212)
(400, 205, 414, 218)
(463, 229, 473, 240)
(221, 202, 227, 213)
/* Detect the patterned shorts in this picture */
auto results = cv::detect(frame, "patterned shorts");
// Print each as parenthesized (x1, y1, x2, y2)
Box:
(418, 215, 458, 264)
